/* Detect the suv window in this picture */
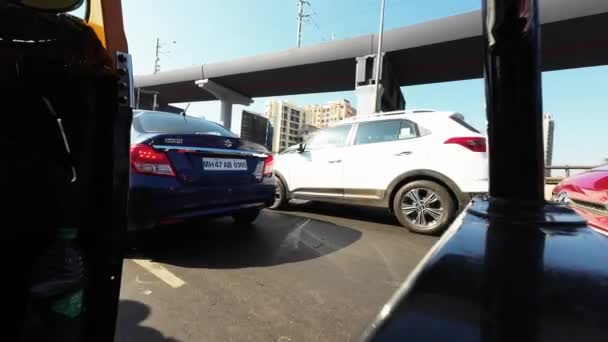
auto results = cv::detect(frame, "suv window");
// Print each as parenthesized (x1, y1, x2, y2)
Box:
(135, 111, 236, 137)
(306, 125, 351, 149)
(354, 120, 418, 145)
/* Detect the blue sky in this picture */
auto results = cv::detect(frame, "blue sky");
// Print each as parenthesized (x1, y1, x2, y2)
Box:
(119, 0, 607, 165)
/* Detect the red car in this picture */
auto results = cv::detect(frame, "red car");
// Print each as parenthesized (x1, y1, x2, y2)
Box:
(552, 165, 608, 234)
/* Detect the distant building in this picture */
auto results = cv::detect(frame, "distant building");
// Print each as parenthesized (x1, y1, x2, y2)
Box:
(543, 113, 555, 176)
(304, 99, 357, 128)
(240, 110, 273, 150)
(265, 100, 305, 152)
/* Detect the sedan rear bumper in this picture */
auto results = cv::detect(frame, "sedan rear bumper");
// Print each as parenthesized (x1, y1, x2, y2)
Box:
(128, 175, 275, 230)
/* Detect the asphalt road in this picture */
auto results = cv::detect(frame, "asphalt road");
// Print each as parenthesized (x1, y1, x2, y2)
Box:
(115, 202, 438, 342)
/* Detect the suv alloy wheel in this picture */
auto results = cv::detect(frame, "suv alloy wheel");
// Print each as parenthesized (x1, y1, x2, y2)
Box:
(393, 180, 456, 235)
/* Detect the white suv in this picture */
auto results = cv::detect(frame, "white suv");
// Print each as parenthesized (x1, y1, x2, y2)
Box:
(271, 109, 488, 235)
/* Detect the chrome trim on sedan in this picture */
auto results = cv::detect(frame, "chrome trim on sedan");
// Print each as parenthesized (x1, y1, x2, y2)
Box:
(570, 198, 608, 216)
(153, 145, 268, 158)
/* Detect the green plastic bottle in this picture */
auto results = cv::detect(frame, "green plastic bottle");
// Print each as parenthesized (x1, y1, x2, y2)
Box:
(24, 227, 86, 342)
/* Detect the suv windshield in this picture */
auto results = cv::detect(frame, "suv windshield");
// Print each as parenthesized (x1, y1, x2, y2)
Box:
(306, 125, 351, 149)
(135, 111, 235, 137)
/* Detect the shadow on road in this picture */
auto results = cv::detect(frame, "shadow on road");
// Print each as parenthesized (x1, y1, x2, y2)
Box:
(282, 200, 400, 226)
(127, 211, 362, 269)
(114, 300, 181, 342)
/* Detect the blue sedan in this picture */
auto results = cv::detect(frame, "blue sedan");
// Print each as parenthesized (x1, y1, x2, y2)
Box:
(128, 110, 276, 230)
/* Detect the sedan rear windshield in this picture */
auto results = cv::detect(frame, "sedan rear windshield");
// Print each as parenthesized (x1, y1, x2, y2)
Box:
(136, 111, 235, 137)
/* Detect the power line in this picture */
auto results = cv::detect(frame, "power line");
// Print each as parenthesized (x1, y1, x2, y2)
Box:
(307, 16, 332, 42)
(346, 0, 409, 17)
(302, 1, 400, 46)
(301, 1, 335, 43)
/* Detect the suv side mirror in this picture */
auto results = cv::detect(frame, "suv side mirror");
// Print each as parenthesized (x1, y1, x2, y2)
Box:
(297, 143, 306, 153)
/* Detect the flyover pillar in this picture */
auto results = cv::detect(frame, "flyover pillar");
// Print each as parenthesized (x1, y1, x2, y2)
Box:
(355, 54, 405, 115)
(220, 101, 233, 130)
(195, 79, 253, 131)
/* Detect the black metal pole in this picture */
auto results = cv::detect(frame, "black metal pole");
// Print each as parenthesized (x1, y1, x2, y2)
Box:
(482, 1, 545, 340)
(483, 0, 545, 202)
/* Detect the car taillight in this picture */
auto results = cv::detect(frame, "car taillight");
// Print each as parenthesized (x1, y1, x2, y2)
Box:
(263, 154, 274, 176)
(130, 144, 176, 176)
(444, 137, 487, 152)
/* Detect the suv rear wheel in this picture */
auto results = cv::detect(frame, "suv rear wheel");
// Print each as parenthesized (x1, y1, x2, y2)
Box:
(393, 180, 455, 235)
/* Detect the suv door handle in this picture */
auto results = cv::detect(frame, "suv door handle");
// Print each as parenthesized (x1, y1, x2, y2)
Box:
(395, 151, 413, 156)
(328, 160, 342, 164)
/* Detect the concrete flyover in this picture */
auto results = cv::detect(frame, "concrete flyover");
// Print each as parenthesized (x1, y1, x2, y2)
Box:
(135, 0, 607, 110)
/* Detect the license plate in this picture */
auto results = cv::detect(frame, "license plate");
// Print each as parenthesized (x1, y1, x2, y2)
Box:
(202, 158, 248, 171)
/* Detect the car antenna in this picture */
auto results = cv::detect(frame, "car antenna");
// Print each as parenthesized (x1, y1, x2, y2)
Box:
(181, 103, 190, 123)
(182, 103, 191, 116)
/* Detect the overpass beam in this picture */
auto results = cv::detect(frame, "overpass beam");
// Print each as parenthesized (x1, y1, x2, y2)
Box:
(355, 54, 405, 115)
(195, 79, 253, 130)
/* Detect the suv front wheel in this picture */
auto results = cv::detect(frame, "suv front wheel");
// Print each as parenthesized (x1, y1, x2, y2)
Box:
(268, 176, 287, 210)
(393, 180, 455, 235)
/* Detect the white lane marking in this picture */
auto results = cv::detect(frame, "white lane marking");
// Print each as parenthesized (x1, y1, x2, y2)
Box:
(288, 219, 353, 277)
(302, 226, 341, 253)
(131, 259, 186, 289)
(275, 219, 310, 261)
(135, 274, 158, 284)
(371, 243, 400, 285)
(279, 219, 310, 250)
(290, 219, 311, 249)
